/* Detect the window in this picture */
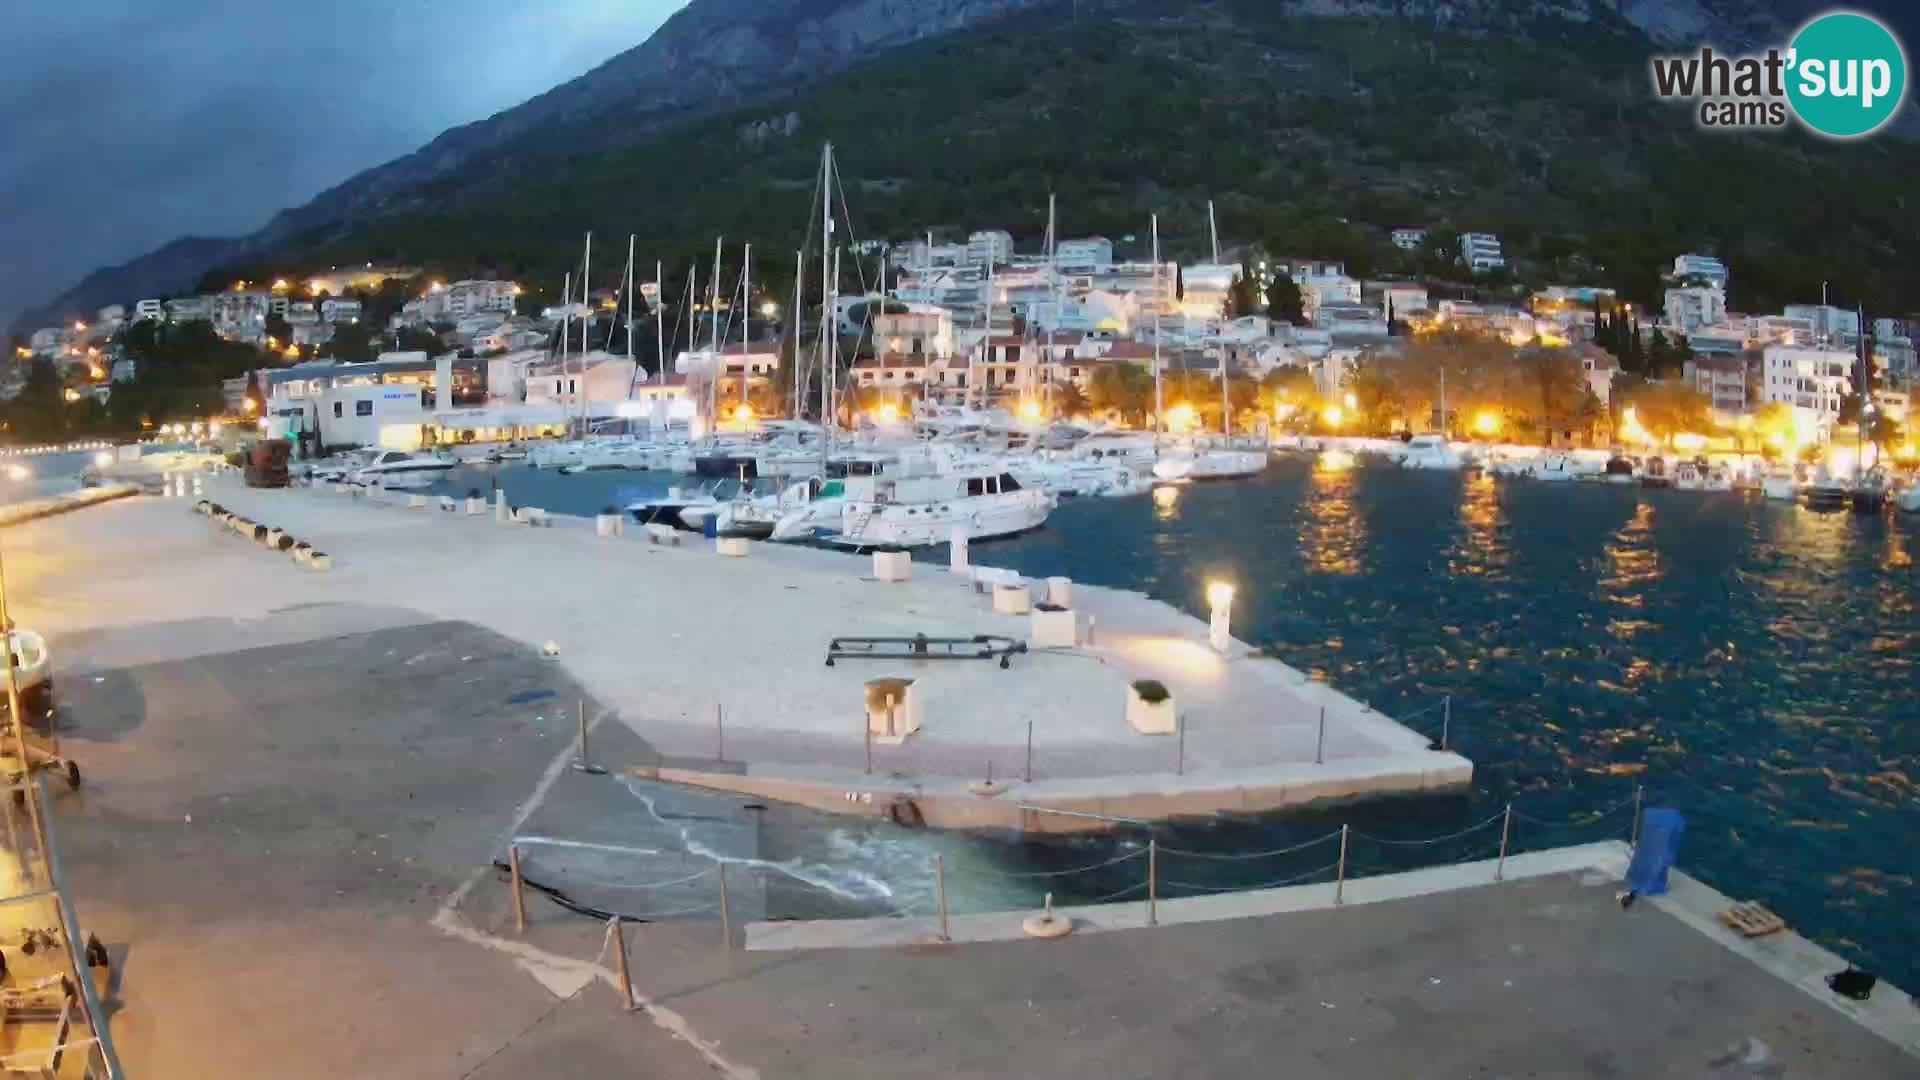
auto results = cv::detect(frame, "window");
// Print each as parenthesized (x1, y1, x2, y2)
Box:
(355, 400, 373, 417)
(332, 402, 343, 418)
(965, 477, 986, 496)
(568, 379, 576, 394)
(999, 473, 1022, 492)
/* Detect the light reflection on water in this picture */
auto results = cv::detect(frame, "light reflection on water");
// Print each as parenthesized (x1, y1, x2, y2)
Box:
(973, 459, 1920, 993)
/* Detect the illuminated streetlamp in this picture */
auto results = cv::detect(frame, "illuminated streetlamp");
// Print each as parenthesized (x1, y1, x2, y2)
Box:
(760, 301, 778, 318)
(1206, 580, 1235, 654)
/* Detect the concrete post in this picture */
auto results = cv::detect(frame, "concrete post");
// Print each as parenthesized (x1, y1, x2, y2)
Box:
(1336, 824, 1349, 906)
(494, 488, 509, 523)
(1495, 803, 1512, 881)
(949, 525, 970, 574)
(936, 855, 950, 942)
(508, 845, 527, 933)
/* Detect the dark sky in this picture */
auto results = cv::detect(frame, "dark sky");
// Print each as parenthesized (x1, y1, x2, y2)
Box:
(0, 1, 687, 329)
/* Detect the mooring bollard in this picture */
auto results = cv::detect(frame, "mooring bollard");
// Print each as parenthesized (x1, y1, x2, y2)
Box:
(936, 854, 950, 942)
(1335, 824, 1349, 906)
(1495, 803, 1512, 881)
(508, 844, 527, 933)
(1147, 837, 1159, 926)
(610, 917, 635, 1011)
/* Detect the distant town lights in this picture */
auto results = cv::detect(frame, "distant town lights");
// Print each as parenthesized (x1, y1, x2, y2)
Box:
(1474, 411, 1500, 436)
(1019, 399, 1044, 421)
(1322, 405, 1344, 428)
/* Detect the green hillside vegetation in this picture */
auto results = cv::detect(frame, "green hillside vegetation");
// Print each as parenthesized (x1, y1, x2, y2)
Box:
(211, 2, 1920, 322)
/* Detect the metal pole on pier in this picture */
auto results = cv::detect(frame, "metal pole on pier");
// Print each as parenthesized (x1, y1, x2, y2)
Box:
(717, 863, 731, 948)
(1147, 837, 1158, 926)
(1025, 720, 1033, 783)
(1177, 715, 1186, 776)
(864, 716, 872, 775)
(716, 703, 724, 762)
(936, 855, 950, 942)
(610, 917, 635, 1010)
(1315, 706, 1326, 765)
(1630, 785, 1644, 851)
(1495, 803, 1512, 881)
(1441, 696, 1452, 751)
(1335, 824, 1349, 905)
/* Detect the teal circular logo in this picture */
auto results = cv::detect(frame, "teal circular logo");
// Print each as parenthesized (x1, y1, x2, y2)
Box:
(1787, 12, 1907, 138)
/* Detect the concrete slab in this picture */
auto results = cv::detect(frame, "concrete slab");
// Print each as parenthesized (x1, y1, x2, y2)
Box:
(0, 482, 1463, 827)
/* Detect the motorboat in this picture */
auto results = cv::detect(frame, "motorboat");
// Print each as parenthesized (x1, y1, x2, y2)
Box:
(1395, 434, 1463, 471)
(1639, 457, 1672, 488)
(527, 439, 588, 470)
(627, 485, 724, 530)
(1850, 468, 1891, 515)
(1150, 445, 1267, 481)
(1531, 453, 1576, 482)
(1703, 463, 1734, 492)
(308, 449, 376, 484)
(830, 469, 1053, 548)
(1603, 455, 1637, 485)
(1673, 460, 1703, 491)
(759, 476, 877, 541)
(1803, 468, 1849, 511)
(352, 450, 456, 491)
(1761, 466, 1798, 501)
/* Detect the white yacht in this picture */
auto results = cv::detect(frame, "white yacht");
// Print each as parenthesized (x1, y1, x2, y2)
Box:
(1395, 435, 1463, 470)
(352, 450, 456, 490)
(1531, 453, 1576, 482)
(1761, 465, 1798, 501)
(830, 469, 1053, 548)
(1673, 461, 1704, 491)
(1150, 444, 1268, 481)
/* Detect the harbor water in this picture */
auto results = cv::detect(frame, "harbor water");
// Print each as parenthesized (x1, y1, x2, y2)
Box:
(429, 457, 1918, 990)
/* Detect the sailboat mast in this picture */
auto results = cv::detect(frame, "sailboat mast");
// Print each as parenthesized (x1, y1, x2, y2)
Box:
(790, 249, 804, 421)
(742, 243, 752, 409)
(625, 234, 636, 367)
(1208, 199, 1220, 264)
(1045, 192, 1057, 419)
(560, 270, 572, 430)
(821, 143, 836, 467)
(977, 252, 992, 413)
(1151, 214, 1163, 436)
(708, 236, 723, 436)
(580, 231, 592, 435)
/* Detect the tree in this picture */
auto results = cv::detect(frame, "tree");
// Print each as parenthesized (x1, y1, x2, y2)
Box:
(393, 327, 446, 355)
(1087, 362, 1154, 423)
(1264, 275, 1305, 325)
(319, 321, 377, 362)
(1054, 381, 1090, 417)
(1259, 366, 1316, 416)
(1225, 272, 1260, 319)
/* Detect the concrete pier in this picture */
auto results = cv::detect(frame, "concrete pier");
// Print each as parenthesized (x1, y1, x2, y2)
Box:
(8, 478, 1468, 829)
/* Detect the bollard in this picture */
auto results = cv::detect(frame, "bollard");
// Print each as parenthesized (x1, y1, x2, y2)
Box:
(1147, 837, 1159, 926)
(1495, 803, 1512, 881)
(1024, 720, 1033, 783)
(610, 917, 635, 1011)
(936, 854, 950, 942)
(717, 864, 731, 948)
(508, 845, 527, 932)
(1086, 614, 1097, 646)
(1315, 706, 1326, 765)
(1335, 824, 1349, 905)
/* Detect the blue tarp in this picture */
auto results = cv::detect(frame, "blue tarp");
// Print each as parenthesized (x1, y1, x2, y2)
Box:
(1626, 808, 1685, 896)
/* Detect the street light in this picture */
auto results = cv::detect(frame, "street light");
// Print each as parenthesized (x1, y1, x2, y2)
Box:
(761, 302, 778, 318)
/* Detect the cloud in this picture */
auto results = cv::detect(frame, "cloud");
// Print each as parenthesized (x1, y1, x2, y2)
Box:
(0, 0, 685, 328)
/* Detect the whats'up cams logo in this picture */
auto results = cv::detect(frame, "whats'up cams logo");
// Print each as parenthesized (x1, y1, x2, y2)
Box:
(1651, 11, 1907, 138)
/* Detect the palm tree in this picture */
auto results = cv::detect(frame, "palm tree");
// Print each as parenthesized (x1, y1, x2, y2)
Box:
(1053, 381, 1090, 418)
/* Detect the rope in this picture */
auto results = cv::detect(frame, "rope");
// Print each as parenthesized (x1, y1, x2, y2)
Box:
(1083, 880, 1147, 904)
(1512, 795, 1638, 830)
(1157, 829, 1341, 861)
(964, 848, 1145, 880)
(1352, 811, 1505, 847)
(538, 865, 715, 892)
(1161, 858, 1341, 893)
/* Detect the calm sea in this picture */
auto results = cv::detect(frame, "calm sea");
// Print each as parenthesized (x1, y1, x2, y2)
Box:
(450, 458, 1920, 989)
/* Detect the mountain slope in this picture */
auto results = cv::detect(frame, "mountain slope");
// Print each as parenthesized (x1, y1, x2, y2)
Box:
(15, 0, 1920, 332)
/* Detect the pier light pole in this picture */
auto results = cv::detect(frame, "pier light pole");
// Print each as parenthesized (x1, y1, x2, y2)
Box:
(1206, 580, 1235, 654)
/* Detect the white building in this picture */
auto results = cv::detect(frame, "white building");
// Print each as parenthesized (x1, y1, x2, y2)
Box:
(966, 230, 1012, 268)
(1179, 263, 1239, 319)
(1782, 304, 1859, 345)
(1684, 354, 1749, 414)
(1663, 285, 1728, 334)
(445, 280, 516, 318)
(286, 302, 319, 327)
(1297, 274, 1362, 321)
(1391, 228, 1428, 252)
(321, 298, 363, 324)
(1761, 344, 1855, 432)
(1459, 233, 1505, 272)
(1671, 253, 1729, 290)
(1055, 237, 1114, 273)
(28, 327, 70, 357)
(165, 296, 213, 322)
(96, 304, 126, 329)
(1381, 283, 1429, 319)
(134, 299, 164, 322)
(873, 308, 955, 359)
